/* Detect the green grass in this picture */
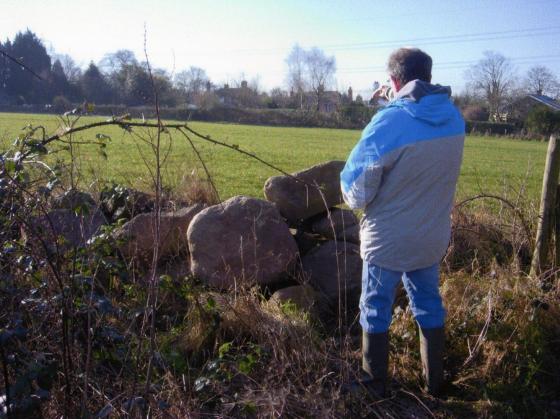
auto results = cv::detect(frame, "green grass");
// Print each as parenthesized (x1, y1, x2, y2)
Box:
(0, 112, 548, 202)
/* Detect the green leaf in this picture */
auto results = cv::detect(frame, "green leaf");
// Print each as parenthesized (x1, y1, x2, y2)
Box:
(159, 275, 172, 290)
(218, 341, 232, 359)
(206, 296, 216, 310)
(3, 159, 16, 174)
(238, 356, 254, 374)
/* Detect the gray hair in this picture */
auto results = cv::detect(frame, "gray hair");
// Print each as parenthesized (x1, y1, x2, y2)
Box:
(387, 47, 432, 85)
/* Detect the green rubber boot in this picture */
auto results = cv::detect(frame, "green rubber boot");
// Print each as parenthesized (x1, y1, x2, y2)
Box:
(419, 327, 445, 396)
(361, 330, 389, 397)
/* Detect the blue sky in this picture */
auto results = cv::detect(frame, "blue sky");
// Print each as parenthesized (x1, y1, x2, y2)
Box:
(2, 0, 559, 98)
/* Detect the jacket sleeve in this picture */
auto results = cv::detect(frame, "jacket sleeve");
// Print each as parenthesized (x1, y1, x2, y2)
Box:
(340, 152, 383, 210)
(340, 113, 391, 210)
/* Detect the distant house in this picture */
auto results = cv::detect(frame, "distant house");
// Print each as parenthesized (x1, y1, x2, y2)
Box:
(302, 87, 350, 113)
(215, 81, 261, 108)
(318, 91, 342, 113)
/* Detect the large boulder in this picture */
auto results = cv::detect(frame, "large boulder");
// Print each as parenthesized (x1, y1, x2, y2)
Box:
(302, 241, 362, 305)
(263, 161, 345, 224)
(187, 196, 299, 289)
(52, 189, 97, 211)
(27, 208, 106, 249)
(311, 208, 359, 240)
(292, 229, 326, 256)
(336, 224, 360, 244)
(116, 204, 205, 264)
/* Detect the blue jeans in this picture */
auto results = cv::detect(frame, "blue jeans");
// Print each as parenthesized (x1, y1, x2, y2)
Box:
(360, 261, 446, 333)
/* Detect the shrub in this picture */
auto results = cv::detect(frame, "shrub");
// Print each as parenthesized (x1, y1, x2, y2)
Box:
(466, 120, 518, 136)
(52, 96, 72, 113)
(339, 103, 377, 126)
(525, 105, 560, 137)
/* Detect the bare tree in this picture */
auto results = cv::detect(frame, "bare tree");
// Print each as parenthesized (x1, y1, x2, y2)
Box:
(269, 87, 290, 108)
(466, 51, 515, 121)
(285, 45, 336, 111)
(248, 75, 261, 93)
(525, 65, 559, 97)
(54, 54, 82, 83)
(174, 66, 209, 104)
(285, 44, 307, 109)
(305, 47, 336, 111)
(99, 49, 138, 74)
(99, 50, 139, 104)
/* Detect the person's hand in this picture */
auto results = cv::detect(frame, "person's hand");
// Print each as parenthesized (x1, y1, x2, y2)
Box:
(372, 85, 391, 101)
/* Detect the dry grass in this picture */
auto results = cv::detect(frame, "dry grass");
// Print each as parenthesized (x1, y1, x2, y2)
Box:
(4, 180, 558, 418)
(171, 170, 220, 207)
(147, 284, 438, 418)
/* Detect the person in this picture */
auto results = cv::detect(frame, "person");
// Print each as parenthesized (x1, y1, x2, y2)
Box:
(340, 47, 465, 397)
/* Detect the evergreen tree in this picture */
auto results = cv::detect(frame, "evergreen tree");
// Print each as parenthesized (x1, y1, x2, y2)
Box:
(6, 30, 52, 103)
(0, 40, 9, 103)
(49, 59, 71, 99)
(81, 62, 111, 104)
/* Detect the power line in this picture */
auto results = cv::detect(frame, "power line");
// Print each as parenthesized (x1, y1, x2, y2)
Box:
(322, 26, 560, 50)
(337, 54, 560, 74)
(324, 28, 560, 52)
(184, 26, 560, 56)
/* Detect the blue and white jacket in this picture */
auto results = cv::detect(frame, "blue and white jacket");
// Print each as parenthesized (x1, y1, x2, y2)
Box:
(340, 80, 465, 271)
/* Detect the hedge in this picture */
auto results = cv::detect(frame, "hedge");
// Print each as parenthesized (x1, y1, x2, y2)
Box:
(465, 120, 519, 136)
(0, 103, 373, 129)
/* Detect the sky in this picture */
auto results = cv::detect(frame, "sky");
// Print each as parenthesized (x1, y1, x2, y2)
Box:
(2, 0, 560, 99)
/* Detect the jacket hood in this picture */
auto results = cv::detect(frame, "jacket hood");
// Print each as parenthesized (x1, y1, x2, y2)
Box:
(390, 80, 457, 126)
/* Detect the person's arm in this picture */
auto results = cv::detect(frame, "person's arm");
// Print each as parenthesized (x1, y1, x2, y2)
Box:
(340, 117, 388, 210)
(340, 153, 383, 210)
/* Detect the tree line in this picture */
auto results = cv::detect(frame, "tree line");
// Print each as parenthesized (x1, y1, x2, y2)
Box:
(0, 30, 341, 112)
(1, 29, 559, 129)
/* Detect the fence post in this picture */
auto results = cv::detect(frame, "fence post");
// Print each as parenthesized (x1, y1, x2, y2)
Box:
(555, 184, 560, 268)
(531, 134, 560, 277)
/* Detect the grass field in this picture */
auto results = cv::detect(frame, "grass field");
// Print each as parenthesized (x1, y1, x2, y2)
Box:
(0, 112, 548, 203)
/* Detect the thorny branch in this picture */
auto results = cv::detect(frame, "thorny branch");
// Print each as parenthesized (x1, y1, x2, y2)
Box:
(19, 117, 319, 189)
